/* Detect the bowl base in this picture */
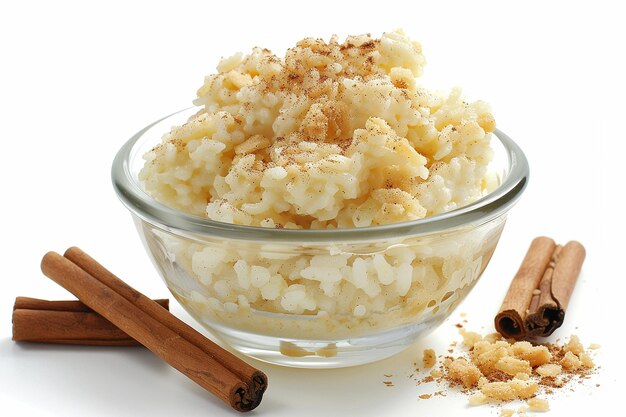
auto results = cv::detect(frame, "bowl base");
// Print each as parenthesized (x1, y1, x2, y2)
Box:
(193, 313, 445, 368)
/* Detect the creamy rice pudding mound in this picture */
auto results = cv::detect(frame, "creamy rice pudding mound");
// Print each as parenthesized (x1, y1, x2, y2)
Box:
(140, 30, 496, 228)
(138, 30, 500, 338)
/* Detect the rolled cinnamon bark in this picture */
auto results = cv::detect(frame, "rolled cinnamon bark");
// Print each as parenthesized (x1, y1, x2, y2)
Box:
(63, 247, 267, 403)
(12, 297, 169, 345)
(495, 237, 556, 338)
(495, 238, 585, 340)
(550, 241, 586, 312)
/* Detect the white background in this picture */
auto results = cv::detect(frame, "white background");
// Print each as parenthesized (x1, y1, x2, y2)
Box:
(1, 1, 623, 415)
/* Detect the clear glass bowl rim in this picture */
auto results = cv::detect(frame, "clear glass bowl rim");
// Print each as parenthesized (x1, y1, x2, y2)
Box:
(112, 109, 529, 242)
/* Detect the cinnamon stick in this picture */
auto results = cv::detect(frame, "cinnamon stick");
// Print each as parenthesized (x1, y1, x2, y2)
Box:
(40, 248, 267, 412)
(12, 297, 169, 345)
(495, 237, 586, 340)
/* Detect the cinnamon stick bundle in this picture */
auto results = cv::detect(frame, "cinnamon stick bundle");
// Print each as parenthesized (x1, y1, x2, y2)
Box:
(495, 237, 586, 340)
(13, 297, 169, 346)
(40, 247, 267, 412)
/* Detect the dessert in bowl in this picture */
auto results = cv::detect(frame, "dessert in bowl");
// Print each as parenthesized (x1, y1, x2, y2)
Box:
(112, 30, 528, 367)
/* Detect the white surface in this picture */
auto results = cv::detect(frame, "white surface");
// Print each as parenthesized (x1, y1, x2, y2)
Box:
(1, 1, 623, 415)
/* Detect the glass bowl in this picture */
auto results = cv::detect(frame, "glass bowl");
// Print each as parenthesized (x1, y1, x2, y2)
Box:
(112, 108, 529, 368)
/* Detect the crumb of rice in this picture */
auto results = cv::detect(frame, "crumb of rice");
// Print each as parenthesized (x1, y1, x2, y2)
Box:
(447, 358, 482, 388)
(535, 364, 562, 378)
(469, 392, 488, 405)
(500, 409, 515, 417)
(527, 397, 550, 412)
(423, 349, 436, 368)
(560, 351, 582, 370)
